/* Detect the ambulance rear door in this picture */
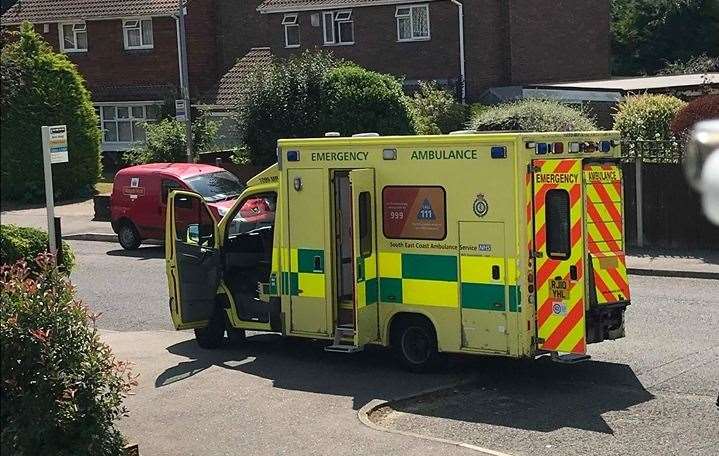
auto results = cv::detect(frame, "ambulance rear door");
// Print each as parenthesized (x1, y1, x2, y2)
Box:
(532, 159, 587, 354)
(583, 160, 631, 307)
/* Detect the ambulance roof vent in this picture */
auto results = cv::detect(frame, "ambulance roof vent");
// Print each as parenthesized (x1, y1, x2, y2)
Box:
(449, 129, 478, 135)
(352, 132, 380, 137)
(324, 132, 341, 137)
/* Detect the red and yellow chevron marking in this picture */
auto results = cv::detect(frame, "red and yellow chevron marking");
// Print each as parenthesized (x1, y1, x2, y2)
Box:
(583, 163, 630, 303)
(532, 159, 586, 354)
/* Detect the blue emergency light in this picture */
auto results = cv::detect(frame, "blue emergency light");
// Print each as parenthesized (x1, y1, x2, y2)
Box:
(491, 146, 507, 159)
(536, 143, 549, 155)
(600, 141, 612, 152)
(287, 150, 300, 161)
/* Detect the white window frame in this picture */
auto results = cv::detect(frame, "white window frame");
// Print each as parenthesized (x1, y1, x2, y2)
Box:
(95, 101, 162, 150)
(322, 10, 354, 46)
(396, 4, 431, 42)
(282, 13, 300, 48)
(58, 21, 87, 53)
(122, 17, 154, 50)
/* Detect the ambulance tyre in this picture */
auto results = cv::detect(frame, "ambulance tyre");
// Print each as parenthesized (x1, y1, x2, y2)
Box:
(392, 315, 445, 373)
(118, 221, 141, 250)
(194, 308, 226, 349)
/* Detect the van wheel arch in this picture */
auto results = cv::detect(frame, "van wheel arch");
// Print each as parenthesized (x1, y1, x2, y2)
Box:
(388, 312, 446, 373)
(116, 218, 141, 250)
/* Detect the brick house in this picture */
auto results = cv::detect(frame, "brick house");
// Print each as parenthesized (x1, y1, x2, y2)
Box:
(1, 0, 217, 160)
(210, 0, 610, 104)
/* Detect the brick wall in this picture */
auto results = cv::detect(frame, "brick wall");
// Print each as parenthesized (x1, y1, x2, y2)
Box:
(507, 0, 610, 84)
(215, 0, 268, 73)
(463, 0, 510, 100)
(186, 0, 218, 98)
(267, 2, 460, 88)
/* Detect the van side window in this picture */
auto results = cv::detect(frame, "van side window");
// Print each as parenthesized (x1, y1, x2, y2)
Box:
(358, 191, 372, 257)
(545, 189, 570, 259)
(161, 179, 183, 204)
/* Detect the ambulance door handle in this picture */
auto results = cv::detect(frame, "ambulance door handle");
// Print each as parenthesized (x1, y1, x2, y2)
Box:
(492, 265, 500, 280)
(570, 265, 578, 281)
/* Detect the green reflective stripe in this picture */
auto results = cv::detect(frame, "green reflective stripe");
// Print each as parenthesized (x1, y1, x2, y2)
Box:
(365, 277, 378, 305)
(401, 254, 457, 282)
(298, 249, 324, 273)
(282, 272, 300, 295)
(379, 277, 402, 303)
(509, 287, 519, 312)
(461, 283, 520, 312)
(282, 272, 289, 294)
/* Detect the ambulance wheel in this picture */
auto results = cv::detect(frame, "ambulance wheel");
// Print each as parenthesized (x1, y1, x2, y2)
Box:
(392, 316, 445, 373)
(194, 309, 226, 349)
(118, 222, 141, 250)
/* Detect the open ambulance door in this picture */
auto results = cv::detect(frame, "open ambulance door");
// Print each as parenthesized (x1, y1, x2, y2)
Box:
(531, 159, 587, 354)
(349, 169, 379, 346)
(166, 191, 222, 330)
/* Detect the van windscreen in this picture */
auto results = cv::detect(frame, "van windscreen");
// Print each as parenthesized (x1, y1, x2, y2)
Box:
(185, 171, 245, 202)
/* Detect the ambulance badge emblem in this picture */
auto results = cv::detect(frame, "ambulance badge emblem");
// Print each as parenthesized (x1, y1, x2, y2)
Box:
(473, 194, 488, 217)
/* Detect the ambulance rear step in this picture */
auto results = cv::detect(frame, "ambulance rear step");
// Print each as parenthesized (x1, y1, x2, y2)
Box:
(551, 352, 591, 364)
(324, 325, 362, 353)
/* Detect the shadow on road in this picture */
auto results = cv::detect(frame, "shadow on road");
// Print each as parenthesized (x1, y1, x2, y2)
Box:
(106, 246, 164, 259)
(155, 334, 653, 434)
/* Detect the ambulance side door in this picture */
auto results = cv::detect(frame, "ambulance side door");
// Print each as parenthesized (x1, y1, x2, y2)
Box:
(166, 191, 222, 330)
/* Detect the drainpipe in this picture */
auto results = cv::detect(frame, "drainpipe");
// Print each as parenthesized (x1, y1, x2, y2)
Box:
(174, 16, 184, 91)
(450, 0, 466, 103)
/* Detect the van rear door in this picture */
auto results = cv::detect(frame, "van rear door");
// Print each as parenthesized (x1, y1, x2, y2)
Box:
(583, 161, 630, 306)
(532, 159, 587, 354)
(166, 191, 222, 330)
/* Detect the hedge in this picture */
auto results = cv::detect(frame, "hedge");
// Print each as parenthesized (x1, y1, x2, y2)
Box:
(1, 23, 101, 203)
(1, 255, 134, 455)
(613, 94, 686, 140)
(469, 99, 597, 132)
(670, 95, 719, 137)
(408, 81, 470, 135)
(0, 224, 75, 273)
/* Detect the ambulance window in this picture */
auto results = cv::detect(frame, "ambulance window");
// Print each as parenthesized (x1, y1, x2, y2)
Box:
(545, 189, 570, 259)
(358, 191, 372, 257)
(174, 195, 215, 247)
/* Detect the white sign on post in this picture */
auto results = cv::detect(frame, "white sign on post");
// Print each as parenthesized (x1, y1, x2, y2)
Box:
(175, 99, 187, 122)
(41, 125, 68, 262)
(47, 125, 68, 164)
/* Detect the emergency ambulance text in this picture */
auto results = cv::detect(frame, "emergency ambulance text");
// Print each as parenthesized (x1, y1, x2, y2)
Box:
(535, 173, 579, 184)
(411, 149, 478, 160)
(311, 151, 368, 161)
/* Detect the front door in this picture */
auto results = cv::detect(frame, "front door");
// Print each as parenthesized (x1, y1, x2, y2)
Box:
(350, 169, 379, 346)
(532, 159, 586, 354)
(166, 191, 221, 330)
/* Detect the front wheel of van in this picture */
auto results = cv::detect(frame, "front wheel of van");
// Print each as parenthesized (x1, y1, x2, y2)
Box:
(393, 317, 445, 373)
(194, 310, 226, 349)
(117, 222, 141, 250)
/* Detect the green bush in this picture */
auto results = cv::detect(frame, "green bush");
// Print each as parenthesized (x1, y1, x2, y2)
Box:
(237, 51, 340, 166)
(611, 0, 719, 75)
(658, 53, 719, 76)
(613, 94, 686, 140)
(0, 224, 75, 273)
(124, 116, 218, 165)
(322, 65, 414, 136)
(1, 255, 135, 455)
(1, 23, 101, 203)
(408, 82, 470, 134)
(237, 51, 416, 166)
(469, 99, 598, 132)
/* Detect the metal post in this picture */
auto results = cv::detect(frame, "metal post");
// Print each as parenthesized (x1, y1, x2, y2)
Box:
(41, 126, 57, 262)
(177, 0, 193, 163)
(54, 217, 62, 263)
(635, 152, 644, 248)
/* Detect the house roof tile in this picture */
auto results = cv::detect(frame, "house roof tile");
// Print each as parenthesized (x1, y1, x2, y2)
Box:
(201, 47, 273, 107)
(257, 0, 432, 13)
(1, 0, 179, 25)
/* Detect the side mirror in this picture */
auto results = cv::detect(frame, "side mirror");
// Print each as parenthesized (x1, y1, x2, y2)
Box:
(186, 224, 200, 244)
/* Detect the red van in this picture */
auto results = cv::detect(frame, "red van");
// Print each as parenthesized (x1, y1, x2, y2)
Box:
(111, 163, 246, 250)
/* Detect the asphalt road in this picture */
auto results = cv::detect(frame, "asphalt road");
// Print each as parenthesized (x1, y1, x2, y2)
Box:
(68, 240, 719, 455)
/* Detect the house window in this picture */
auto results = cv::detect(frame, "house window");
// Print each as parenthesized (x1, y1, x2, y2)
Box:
(97, 103, 160, 144)
(282, 13, 300, 48)
(123, 18, 154, 49)
(322, 10, 354, 45)
(59, 22, 87, 52)
(396, 4, 430, 41)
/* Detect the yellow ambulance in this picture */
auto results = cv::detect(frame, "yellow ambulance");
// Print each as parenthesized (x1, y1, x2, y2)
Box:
(165, 131, 631, 371)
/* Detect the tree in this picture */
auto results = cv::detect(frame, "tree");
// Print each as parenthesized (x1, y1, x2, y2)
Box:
(670, 95, 719, 136)
(1, 23, 101, 202)
(611, 0, 719, 75)
(124, 116, 218, 165)
(405, 81, 470, 135)
(658, 54, 719, 76)
(468, 99, 598, 132)
(236, 51, 416, 166)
